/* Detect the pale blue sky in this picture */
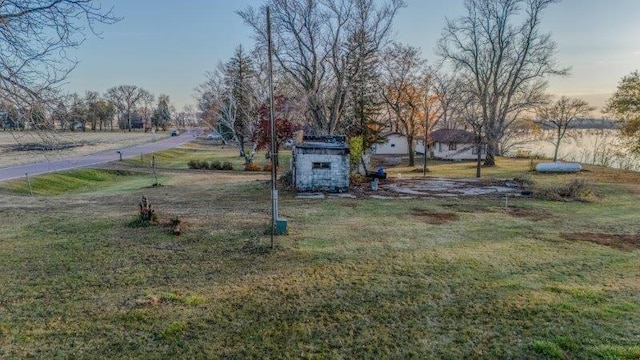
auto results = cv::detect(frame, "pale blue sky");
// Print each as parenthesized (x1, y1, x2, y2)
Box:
(66, 0, 640, 112)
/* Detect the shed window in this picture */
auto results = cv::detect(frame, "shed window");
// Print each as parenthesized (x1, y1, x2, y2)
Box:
(448, 143, 457, 151)
(312, 162, 331, 169)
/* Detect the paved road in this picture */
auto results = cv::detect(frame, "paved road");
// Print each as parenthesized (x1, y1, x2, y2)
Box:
(0, 129, 201, 182)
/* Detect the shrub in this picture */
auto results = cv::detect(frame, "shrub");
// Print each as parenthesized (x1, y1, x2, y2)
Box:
(244, 162, 260, 171)
(513, 173, 535, 188)
(278, 170, 293, 188)
(221, 161, 234, 171)
(210, 160, 222, 170)
(263, 162, 273, 172)
(535, 178, 594, 202)
(188, 160, 209, 170)
(350, 173, 367, 185)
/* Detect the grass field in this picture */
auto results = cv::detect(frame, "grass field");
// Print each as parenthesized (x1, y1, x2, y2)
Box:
(0, 147, 639, 358)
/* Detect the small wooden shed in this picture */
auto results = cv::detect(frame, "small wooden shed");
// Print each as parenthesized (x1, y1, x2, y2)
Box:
(292, 135, 350, 192)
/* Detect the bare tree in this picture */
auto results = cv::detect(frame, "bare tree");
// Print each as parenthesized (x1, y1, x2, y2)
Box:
(381, 43, 425, 167)
(238, 0, 405, 135)
(105, 85, 151, 131)
(433, 73, 464, 130)
(138, 91, 156, 132)
(417, 67, 443, 174)
(0, 1, 119, 111)
(538, 96, 594, 161)
(437, 0, 568, 165)
(68, 93, 86, 131)
(459, 91, 486, 178)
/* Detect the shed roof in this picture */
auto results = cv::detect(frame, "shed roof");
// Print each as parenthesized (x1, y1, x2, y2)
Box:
(295, 142, 349, 150)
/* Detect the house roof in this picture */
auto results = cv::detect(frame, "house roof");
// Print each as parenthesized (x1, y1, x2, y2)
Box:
(380, 131, 404, 138)
(430, 129, 476, 144)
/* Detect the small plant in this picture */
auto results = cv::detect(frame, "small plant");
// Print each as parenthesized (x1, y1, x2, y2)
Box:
(513, 173, 535, 188)
(221, 161, 234, 171)
(244, 162, 260, 171)
(159, 322, 187, 340)
(263, 162, 273, 172)
(187, 159, 198, 169)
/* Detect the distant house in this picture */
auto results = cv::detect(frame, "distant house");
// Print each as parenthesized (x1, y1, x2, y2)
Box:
(429, 129, 484, 161)
(292, 135, 350, 192)
(372, 132, 410, 155)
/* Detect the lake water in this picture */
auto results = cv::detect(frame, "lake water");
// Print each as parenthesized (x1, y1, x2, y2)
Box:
(507, 129, 640, 171)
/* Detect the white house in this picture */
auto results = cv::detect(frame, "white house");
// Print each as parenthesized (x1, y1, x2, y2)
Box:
(372, 132, 410, 155)
(429, 129, 484, 161)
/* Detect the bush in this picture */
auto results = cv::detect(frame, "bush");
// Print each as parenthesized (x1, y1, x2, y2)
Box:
(210, 160, 222, 170)
(278, 170, 293, 188)
(535, 178, 594, 202)
(221, 161, 234, 171)
(244, 162, 261, 171)
(350, 173, 367, 185)
(188, 159, 210, 170)
(263, 163, 273, 172)
(513, 173, 535, 188)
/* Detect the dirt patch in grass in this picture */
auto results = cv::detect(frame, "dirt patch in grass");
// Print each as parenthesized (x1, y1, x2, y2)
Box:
(411, 208, 459, 224)
(562, 232, 640, 251)
(440, 203, 550, 221)
(505, 207, 551, 221)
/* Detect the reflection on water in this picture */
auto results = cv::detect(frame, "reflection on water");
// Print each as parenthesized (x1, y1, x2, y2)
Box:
(508, 129, 640, 171)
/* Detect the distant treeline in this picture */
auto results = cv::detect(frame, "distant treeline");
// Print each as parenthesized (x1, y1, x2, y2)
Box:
(537, 118, 619, 130)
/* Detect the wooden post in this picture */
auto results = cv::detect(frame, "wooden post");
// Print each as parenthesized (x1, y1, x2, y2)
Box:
(25, 173, 33, 196)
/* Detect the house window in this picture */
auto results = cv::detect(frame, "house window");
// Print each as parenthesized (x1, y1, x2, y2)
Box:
(312, 162, 331, 169)
(390, 143, 396, 147)
(448, 143, 457, 150)
(438, 143, 442, 152)
(472, 146, 484, 155)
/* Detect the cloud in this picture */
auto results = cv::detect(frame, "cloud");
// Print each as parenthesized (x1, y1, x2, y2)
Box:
(634, 50, 640, 56)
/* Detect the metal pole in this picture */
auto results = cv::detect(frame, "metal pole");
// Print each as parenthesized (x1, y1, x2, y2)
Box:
(267, 6, 278, 248)
(423, 117, 429, 177)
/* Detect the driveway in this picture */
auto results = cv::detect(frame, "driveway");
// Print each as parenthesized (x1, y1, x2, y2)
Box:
(0, 129, 200, 182)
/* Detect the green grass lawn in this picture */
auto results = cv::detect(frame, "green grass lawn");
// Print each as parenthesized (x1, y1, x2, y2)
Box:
(0, 150, 639, 358)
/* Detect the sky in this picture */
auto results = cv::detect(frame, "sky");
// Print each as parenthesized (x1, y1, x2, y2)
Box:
(65, 0, 640, 114)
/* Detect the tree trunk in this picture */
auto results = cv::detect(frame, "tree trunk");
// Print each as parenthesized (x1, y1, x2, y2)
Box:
(553, 141, 560, 162)
(407, 135, 415, 167)
(476, 143, 482, 178)
(484, 138, 498, 166)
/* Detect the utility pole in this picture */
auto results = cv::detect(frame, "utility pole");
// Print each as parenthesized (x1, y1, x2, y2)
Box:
(267, 6, 278, 249)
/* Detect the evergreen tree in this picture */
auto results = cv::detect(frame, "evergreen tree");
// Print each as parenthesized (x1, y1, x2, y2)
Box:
(224, 45, 259, 162)
(344, 28, 385, 156)
(152, 94, 172, 131)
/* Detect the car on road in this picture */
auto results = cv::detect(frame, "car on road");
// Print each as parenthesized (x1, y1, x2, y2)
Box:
(170, 129, 179, 136)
